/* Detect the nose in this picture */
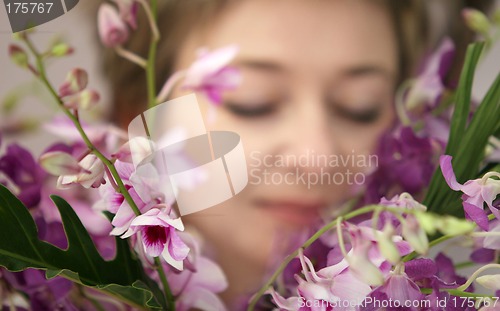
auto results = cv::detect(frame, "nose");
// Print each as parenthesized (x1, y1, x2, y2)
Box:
(281, 95, 337, 174)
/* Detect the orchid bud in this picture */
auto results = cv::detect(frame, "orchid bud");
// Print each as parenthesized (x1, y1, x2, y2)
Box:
(438, 216, 475, 236)
(12, 32, 26, 41)
(111, 0, 138, 29)
(476, 275, 500, 290)
(414, 211, 437, 235)
(462, 8, 491, 35)
(376, 223, 401, 265)
(2, 93, 19, 113)
(63, 89, 100, 110)
(401, 215, 428, 255)
(58, 154, 106, 189)
(98, 3, 129, 48)
(50, 42, 74, 57)
(40, 151, 86, 175)
(59, 68, 88, 97)
(9, 45, 29, 68)
(493, 10, 500, 26)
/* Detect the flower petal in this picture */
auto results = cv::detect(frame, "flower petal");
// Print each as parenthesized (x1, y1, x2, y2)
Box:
(39, 151, 85, 176)
(168, 229, 190, 261)
(142, 226, 167, 257)
(161, 246, 184, 271)
(439, 155, 462, 191)
(463, 201, 489, 231)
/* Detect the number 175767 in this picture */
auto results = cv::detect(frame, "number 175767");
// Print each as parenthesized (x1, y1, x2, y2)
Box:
(6, 2, 54, 14)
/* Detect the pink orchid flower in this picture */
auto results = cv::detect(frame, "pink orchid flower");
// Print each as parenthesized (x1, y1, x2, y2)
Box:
(440, 155, 500, 231)
(270, 250, 372, 311)
(122, 208, 189, 270)
(346, 226, 385, 286)
(94, 160, 135, 213)
(39, 151, 87, 176)
(182, 45, 241, 105)
(109, 186, 155, 236)
(56, 154, 106, 189)
(98, 3, 129, 48)
(380, 192, 427, 212)
(345, 223, 412, 280)
(168, 232, 228, 311)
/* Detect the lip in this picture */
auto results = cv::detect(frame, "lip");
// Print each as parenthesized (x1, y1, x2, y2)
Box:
(255, 198, 325, 227)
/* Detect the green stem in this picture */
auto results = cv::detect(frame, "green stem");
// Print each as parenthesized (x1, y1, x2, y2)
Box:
(155, 257, 175, 311)
(336, 217, 347, 257)
(23, 36, 141, 216)
(420, 287, 495, 298)
(146, 0, 159, 109)
(402, 234, 454, 262)
(457, 263, 500, 291)
(246, 205, 380, 311)
(455, 261, 476, 269)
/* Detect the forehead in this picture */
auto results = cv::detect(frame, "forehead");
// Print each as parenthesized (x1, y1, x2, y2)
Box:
(185, 0, 398, 80)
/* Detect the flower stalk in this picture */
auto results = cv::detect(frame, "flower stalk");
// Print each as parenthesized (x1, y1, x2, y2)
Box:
(155, 257, 175, 311)
(114, 46, 147, 68)
(457, 263, 500, 292)
(22, 35, 141, 216)
(145, 0, 159, 109)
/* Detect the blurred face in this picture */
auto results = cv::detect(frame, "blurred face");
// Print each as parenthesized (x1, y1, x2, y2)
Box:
(173, 0, 398, 302)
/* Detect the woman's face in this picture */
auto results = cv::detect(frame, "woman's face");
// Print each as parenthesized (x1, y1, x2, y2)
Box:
(173, 0, 398, 299)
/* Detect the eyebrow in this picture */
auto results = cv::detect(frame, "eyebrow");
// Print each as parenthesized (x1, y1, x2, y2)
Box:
(233, 59, 394, 80)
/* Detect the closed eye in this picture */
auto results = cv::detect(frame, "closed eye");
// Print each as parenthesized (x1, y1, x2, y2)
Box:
(225, 102, 276, 118)
(332, 104, 381, 124)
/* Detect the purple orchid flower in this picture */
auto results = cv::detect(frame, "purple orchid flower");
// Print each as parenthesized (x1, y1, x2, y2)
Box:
(403, 253, 472, 310)
(362, 126, 436, 205)
(2, 269, 75, 311)
(405, 38, 455, 111)
(363, 266, 424, 311)
(440, 155, 500, 231)
(0, 142, 45, 208)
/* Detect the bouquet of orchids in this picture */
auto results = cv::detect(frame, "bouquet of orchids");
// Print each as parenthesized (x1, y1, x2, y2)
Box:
(1, 1, 500, 310)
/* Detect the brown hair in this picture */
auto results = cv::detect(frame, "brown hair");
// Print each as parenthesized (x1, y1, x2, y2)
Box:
(100, 0, 490, 128)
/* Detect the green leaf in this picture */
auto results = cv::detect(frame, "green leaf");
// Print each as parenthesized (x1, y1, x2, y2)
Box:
(425, 42, 500, 215)
(0, 184, 167, 309)
(445, 43, 484, 156)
